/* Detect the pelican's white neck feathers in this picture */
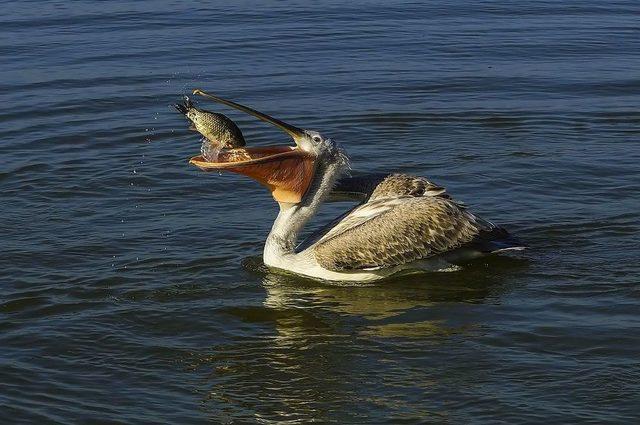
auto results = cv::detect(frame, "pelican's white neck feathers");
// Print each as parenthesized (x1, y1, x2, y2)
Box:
(264, 139, 349, 267)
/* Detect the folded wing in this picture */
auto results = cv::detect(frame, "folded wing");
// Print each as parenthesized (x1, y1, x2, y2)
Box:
(314, 195, 493, 271)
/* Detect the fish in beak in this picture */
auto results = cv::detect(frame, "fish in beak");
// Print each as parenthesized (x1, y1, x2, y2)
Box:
(175, 96, 246, 149)
(188, 89, 316, 204)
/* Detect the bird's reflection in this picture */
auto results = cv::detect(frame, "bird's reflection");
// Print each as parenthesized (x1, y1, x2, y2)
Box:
(257, 255, 527, 323)
(195, 256, 527, 422)
(238, 254, 529, 347)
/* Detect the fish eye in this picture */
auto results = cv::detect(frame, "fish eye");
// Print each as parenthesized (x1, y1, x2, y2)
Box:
(312, 135, 322, 142)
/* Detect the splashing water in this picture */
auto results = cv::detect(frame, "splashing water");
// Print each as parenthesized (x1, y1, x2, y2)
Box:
(201, 138, 222, 162)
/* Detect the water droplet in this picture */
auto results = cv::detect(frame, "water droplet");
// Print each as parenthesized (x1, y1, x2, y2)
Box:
(201, 138, 222, 162)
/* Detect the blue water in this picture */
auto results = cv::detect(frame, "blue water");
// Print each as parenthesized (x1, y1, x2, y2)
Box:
(1, 1, 639, 423)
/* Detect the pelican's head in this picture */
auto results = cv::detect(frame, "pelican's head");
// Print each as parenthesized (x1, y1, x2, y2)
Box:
(188, 89, 346, 204)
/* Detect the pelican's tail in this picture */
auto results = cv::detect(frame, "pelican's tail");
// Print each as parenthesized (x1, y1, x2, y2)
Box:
(477, 227, 527, 253)
(487, 236, 527, 253)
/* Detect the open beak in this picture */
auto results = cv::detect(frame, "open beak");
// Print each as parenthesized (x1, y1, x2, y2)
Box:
(188, 90, 315, 204)
(192, 89, 306, 144)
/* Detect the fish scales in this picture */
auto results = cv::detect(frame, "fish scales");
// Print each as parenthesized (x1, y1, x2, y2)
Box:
(175, 96, 246, 149)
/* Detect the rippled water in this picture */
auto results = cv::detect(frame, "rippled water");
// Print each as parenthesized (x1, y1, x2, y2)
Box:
(2, 1, 639, 423)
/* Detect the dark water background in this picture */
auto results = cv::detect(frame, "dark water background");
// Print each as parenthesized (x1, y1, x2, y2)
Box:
(2, 1, 639, 423)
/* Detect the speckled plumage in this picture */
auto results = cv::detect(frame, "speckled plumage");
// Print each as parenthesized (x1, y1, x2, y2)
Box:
(369, 173, 449, 200)
(331, 173, 450, 201)
(305, 171, 521, 272)
(313, 193, 492, 271)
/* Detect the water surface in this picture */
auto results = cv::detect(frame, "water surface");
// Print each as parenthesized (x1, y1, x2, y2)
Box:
(1, 1, 639, 423)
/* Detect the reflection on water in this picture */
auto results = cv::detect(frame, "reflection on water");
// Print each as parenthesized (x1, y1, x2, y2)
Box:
(188, 256, 527, 422)
(256, 255, 526, 309)
(259, 256, 527, 336)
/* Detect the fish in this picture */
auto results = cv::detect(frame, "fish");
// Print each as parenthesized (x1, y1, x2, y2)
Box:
(175, 96, 246, 149)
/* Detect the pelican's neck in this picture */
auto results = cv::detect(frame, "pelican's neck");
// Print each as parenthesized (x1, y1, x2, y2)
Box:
(264, 151, 347, 266)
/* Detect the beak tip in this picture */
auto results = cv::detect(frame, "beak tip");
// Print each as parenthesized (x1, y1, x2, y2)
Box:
(192, 89, 203, 96)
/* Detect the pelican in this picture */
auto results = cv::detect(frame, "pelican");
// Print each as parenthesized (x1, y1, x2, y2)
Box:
(189, 90, 524, 282)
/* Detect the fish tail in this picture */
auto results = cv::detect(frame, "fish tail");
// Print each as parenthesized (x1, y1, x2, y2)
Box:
(174, 95, 193, 115)
(174, 103, 187, 115)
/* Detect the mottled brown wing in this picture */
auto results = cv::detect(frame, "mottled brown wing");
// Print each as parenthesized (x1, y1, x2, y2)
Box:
(369, 173, 449, 200)
(329, 173, 449, 202)
(313, 196, 485, 271)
